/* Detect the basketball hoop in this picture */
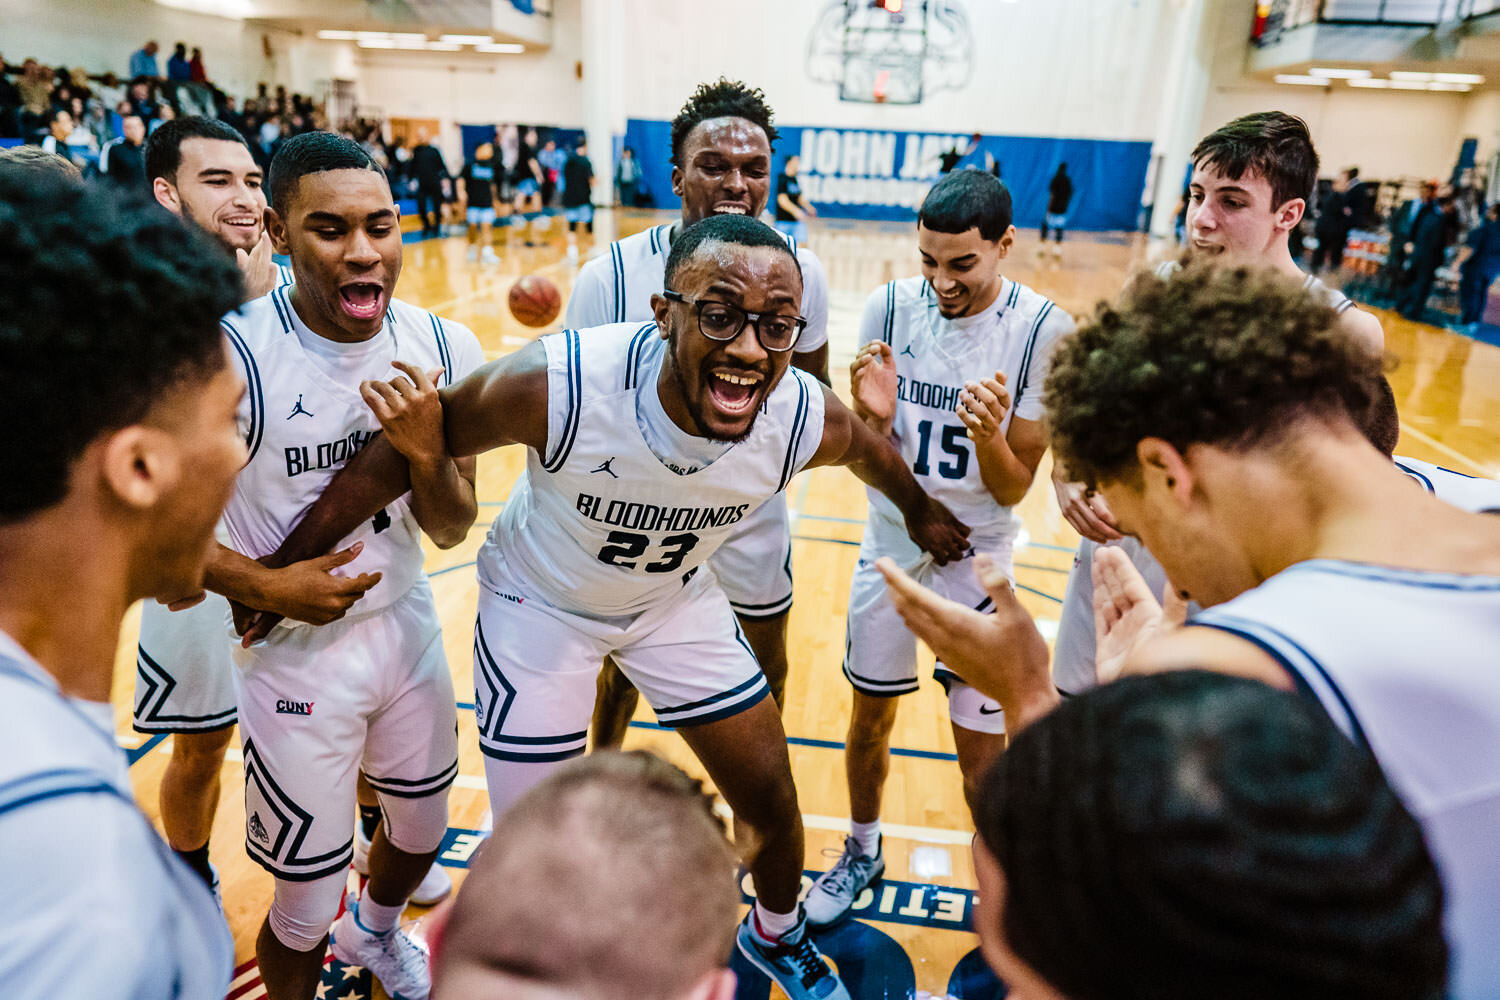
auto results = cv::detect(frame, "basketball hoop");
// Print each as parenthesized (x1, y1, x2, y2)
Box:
(806, 0, 972, 105)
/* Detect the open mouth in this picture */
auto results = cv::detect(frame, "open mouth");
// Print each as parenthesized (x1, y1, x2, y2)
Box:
(713, 202, 750, 215)
(222, 214, 259, 230)
(1191, 239, 1223, 253)
(339, 281, 385, 321)
(706, 367, 765, 417)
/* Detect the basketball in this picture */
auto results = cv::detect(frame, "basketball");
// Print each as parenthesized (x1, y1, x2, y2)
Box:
(509, 275, 562, 328)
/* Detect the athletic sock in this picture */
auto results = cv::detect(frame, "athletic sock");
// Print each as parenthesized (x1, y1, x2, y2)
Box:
(355, 894, 405, 935)
(359, 805, 382, 841)
(851, 820, 881, 858)
(752, 902, 798, 943)
(175, 843, 214, 888)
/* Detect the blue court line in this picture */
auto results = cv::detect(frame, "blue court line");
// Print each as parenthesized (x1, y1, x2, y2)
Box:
(1026, 541, 1080, 553)
(1015, 582, 1063, 603)
(1015, 561, 1070, 574)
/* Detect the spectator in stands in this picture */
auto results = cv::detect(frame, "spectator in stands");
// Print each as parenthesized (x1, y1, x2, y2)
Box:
(149, 101, 176, 135)
(431, 752, 739, 1000)
(189, 47, 207, 83)
(99, 114, 148, 190)
(220, 95, 245, 135)
(0, 54, 21, 138)
(615, 144, 641, 207)
(1311, 170, 1352, 276)
(971, 671, 1447, 1000)
(167, 44, 191, 83)
(538, 136, 565, 206)
(129, 79, 159, 122)
(82, 100, 112, 150)
(561, 136, 595, 260)
(1458, 202, 1500, 332)
(130, 41, 161, 81)
(95, 72, 126, 115)
(18, 60, 54, 136)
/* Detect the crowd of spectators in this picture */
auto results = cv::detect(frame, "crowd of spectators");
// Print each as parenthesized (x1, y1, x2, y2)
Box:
(1, 40, 329, 189)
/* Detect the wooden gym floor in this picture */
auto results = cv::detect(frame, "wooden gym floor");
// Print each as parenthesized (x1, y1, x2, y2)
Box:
(109, 209, 1500, 999)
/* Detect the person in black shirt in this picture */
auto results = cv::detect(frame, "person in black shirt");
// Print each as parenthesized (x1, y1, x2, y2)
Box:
(410, 129, 450, 238)
(560, 138, 595, 261)
(1398, 189, 1461, 322)
(1040, 162, 1072, 257)
(99, 113, 149, 190)
(773, 154, 816, 246)
(460, 140, 499, 264)
(510, 135, 544, 245)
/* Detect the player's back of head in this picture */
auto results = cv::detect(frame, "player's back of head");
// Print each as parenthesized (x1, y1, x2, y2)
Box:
(267, 130, 382, 213)
(919, 169, 1013, 241)
(144, 114, 253, 182)
(976, 670, 1447, 1000)
(1191, 111, 1318, 209)
(664, 212, 800, 288)
(435, 751, 738, 1000)
(0, 168, 240, 522)
(1044, 259, 1384, 486)
(670, 78, 779, 165)
(0, 144, 81, 180)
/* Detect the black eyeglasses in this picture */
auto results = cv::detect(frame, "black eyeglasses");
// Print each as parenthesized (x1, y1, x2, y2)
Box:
(661, 290, 807, 353)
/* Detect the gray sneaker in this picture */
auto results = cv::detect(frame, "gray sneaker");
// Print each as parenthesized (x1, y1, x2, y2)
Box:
(803, 835, 884, 927)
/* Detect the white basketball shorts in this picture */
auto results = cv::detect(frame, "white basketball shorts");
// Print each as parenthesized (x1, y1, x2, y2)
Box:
(709, 494, 795, 620)
(472, 548, 770, 763)
(843, 536, 1016, 735)
(232, 576, 458, 881)
(134, 596, 238, 734)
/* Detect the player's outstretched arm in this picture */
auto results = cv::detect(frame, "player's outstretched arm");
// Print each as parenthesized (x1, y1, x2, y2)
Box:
(808, 385, 970, 564)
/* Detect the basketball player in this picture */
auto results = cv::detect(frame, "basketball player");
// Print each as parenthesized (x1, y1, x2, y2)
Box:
(974, 672, 1447, 1000)
(0, 168, 239, 996)
(883, 262, 1500, 1000)
(432, 752, 740, 1000)
(566, 78, 832, 748)
(1051, 111, 1385, 694)
(245, 214, 969, 1000)
(803, 169, 1073, 927)
(136, 114, 291, 896)
(221, 132, 484, 1000)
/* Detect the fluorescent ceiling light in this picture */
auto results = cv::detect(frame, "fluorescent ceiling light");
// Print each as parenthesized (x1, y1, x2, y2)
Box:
(317, 29, 359, 40)
(388, 32, 428, 41)
(1391, 71, 1434, 81)
(426, 42, 462, 50)
(1433, 72, 1484, 84)
(1275, 74, 1330, 86)
(357, 39, 396, 48)
(1429, 81, 1473, 91)
(393, 38, 428, 48)
(1309, 67, 1370, 79)
(1390, 79, 1430, 89)
(475, 42, 525, 53)
(439, 33, 492, 44)
(1347, 78, 1390, 88)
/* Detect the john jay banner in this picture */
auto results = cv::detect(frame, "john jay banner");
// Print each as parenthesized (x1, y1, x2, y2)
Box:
(623, 117, 1151, 231)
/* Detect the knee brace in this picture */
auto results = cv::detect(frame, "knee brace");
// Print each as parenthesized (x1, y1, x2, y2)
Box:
(268, 870, 349, 952)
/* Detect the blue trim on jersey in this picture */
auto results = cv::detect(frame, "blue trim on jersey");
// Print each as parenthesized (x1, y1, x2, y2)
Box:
(362, 759, 459, 799)
(270, 284, 295, 334)
(1005, 279, 1020, 310)
(777, 370, 813, 493)
(276, 263, 294, 288)
(1190, 615, 1370, 749)
(0, 769, 122, 818)
(542, 329, 583, 473)
(428, 314, 454, 386)
(1014, 300, 1054, 401)
(610, 242, 625, 323)
(1395, 460, 1435, 492)
(221, 318, 265, 464)
(1283, 559, 1500, 592)
(650, 224, 667, 256)
(624, 322, 656, 391)
(882, 282, 896, 345)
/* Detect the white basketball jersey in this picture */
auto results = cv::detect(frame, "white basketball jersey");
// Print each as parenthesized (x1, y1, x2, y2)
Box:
(566, 223, 829, 352)
(479, 322, 826, 617)
(1395, 455, 1500, 512)
(1191, 561, 1500, 1000)
(220, 286, 483, 622)
(858, 276, 1073, 548)
(1155, 259, 1355, 314)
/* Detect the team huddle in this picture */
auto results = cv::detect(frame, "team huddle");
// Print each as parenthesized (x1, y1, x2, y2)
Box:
(1, 73, 1498, 1000)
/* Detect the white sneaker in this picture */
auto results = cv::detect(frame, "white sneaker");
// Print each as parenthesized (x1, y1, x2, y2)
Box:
(481, 246, 499, 265)
(465, 245, 478, 262)
(353, 827, 453, 907)
(330, 896, 431, 1000)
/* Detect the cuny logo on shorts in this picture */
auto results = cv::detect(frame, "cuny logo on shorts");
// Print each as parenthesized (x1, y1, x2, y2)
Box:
(275, 699, 314, 716)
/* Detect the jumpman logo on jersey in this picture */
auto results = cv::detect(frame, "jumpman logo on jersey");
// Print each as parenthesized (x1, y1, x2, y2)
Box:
(249, 811, 270, 845)
(590, 457, 619, 478)
(286, 394, 314, 420)
(899, 344, 916, 358)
